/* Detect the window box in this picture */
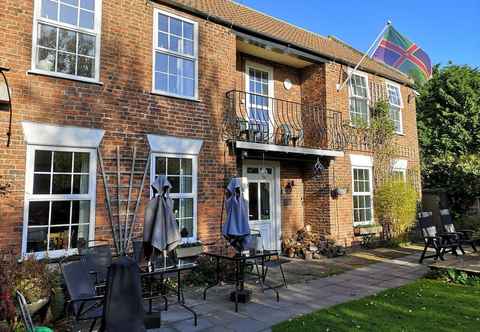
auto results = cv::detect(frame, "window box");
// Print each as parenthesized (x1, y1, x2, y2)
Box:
(176, 241, 203, 258)
(354, 224, 382, 236)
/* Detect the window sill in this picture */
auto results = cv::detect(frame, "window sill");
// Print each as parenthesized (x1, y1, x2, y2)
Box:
(27, 69, 104, 86)
(395, 132, 406, 136)
(150, 90, 200, 103)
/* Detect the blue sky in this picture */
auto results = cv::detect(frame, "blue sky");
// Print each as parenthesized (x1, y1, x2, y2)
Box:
(238, 0, 479, 67)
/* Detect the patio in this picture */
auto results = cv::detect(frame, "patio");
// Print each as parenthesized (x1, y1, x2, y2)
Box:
(145, 248, 428, 332)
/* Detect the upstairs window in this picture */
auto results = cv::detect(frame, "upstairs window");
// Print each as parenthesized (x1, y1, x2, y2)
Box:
(32, 0, 102, 81)
(349, 73, 369, 126)
(153, 9, 198, 99)
(386, 83, 404, 134)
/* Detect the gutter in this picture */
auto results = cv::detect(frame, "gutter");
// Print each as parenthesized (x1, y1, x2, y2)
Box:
(152, 0, 413, 86)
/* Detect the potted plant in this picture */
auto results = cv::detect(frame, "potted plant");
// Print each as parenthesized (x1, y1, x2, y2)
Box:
(176, 241, 204, 258)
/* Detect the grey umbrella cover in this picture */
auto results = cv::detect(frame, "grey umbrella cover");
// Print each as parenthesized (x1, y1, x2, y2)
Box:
(144, 176, 181, 252)
(223, 177, 250, 238)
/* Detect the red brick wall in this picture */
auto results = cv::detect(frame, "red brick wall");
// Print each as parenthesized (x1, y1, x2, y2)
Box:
(0, 1, 421, 254)
(0, 0, 238, 254)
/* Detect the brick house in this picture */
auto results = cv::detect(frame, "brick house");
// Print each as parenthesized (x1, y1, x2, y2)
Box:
(0, 0, 420, 258)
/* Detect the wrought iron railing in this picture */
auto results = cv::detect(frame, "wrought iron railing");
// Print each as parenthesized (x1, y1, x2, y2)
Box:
(224, 90, 345, 151)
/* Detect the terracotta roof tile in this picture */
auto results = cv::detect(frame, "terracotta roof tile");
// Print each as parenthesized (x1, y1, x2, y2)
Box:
(167, 0, 413, 85)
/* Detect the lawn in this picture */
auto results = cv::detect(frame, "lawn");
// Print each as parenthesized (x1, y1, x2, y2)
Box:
(273, 279, 480, 332)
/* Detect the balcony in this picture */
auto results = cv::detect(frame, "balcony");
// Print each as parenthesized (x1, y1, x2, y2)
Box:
(224, 90, 344, 155)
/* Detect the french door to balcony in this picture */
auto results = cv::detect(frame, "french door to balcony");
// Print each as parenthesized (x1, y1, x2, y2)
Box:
(245, 62, 274, 143)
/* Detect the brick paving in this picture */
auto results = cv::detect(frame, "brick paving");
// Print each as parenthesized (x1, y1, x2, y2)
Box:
(148, 252, 428, 332)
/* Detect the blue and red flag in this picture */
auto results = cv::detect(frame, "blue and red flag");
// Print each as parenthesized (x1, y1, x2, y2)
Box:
(373, 25, 432, 85)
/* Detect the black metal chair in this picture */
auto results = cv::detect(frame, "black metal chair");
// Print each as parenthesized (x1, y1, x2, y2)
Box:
(79, 240, 113, 285)
(100, 257, 147, 332)
(440, 209, 478, 252)
(248, 230, 288, 289)
(418, 212, 463, 264)
(61, 260, 104, 331)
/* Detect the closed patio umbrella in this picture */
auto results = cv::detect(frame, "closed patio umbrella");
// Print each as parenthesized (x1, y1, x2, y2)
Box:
(223, 177, 251, 252)
(144, 175, 181, 267)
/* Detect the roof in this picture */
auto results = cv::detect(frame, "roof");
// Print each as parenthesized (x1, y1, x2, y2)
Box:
(162, 0, 413, 85)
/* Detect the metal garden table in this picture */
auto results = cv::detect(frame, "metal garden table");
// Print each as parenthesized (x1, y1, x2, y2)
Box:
(203, 249, 282, 312)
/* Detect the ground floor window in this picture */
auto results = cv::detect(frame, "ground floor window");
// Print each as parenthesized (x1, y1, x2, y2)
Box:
(152, 154, 197, 241)
(24, 146, 96, 257)
(352, 167, 373, 225)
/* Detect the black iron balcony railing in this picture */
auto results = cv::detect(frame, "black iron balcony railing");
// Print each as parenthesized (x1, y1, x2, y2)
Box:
(224, 90, 345, 151)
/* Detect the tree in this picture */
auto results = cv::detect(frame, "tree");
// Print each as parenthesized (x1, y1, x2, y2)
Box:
(417, 64, 480, 214)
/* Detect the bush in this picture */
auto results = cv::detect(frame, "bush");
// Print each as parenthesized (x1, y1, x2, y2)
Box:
(375, 179, 418, 240)
(455, 215, 480, 233)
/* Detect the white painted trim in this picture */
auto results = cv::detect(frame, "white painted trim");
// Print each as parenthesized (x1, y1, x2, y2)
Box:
(147, 134, 203, 155)
(152, 8, 199, 100)
(31, 0, 103, 82)
(22, 121, 105, 148)
(23, 145, 97, 259)
(392, 159, 408, 170)
(245, 61, 275, 142)
(242, 160, 281, 251)
(385, 79, 404, 134)
(349, 154, 373, 167)
(347, 68, 370, 126)
(150, 153, 198, 242)
(236, 141, 344, 157)
(352, 166, 374, 226)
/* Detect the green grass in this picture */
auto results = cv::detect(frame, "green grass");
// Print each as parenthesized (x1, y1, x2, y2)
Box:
(273, 279, 480, 332)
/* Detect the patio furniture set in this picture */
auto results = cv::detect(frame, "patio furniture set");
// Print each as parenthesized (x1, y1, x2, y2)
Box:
(418, 209, 479, 264)
(16, 176, 288, 331)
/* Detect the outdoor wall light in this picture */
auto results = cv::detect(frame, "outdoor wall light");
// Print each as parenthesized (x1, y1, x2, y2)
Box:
(0, 66, 12, 147)
(285, 180, 295, 194)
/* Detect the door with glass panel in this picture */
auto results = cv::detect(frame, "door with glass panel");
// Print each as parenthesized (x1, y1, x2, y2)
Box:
(243, 163, 278, 250)
(152, 155, 197, 241)
(245, 63, 274, 143)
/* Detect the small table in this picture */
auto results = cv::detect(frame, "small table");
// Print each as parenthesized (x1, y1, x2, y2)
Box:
(141, 260, 198, 327)
(203, 249, 282, 312)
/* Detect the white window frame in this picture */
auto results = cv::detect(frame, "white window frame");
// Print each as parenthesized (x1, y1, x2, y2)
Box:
(392, 159, 408, 182)
(352, 166, 374, 226)
(150, 152, 198, 242)
(385, 80, 404, 134)
(245, 61, 275, 142)
(23, 145, 97, 259)
(152, 8, 199, 101)
(348, 69, 370, 127)
(31, 0, 103, 83)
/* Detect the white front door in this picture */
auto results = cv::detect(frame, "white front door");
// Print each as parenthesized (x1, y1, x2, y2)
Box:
(242, 161, 280, 250)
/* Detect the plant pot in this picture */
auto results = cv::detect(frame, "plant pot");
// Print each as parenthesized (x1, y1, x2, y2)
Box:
(304, 251, 313, 261)
(27, 297, 50, 316)
(176, 245, 204, 258)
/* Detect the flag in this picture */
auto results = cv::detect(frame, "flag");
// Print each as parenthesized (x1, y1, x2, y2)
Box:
(372, 25, 432, 85)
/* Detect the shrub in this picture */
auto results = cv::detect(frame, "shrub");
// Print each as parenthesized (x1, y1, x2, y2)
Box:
(375, 179, 418, 240)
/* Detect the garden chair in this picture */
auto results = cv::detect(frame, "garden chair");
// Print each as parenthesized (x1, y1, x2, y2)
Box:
(248, 230, 288, 289)
(79, 240, 112, 285)
(100, 257, 147, 332)
(440, 209, 478, 252)
(61, 260, 104, 332)
(15, 291, 53, 332)
(418, 211, 463, 264)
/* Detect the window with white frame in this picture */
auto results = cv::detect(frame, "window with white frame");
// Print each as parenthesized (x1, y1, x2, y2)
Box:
(25, 146, 96, 256)
(32, 0, 101, 81)
(152, 154, 197, 240)
(352, 167, 373, 224)
(349, 73, 369, 126)
(386, 83, 403, 133)
(153, 9, 198, 99)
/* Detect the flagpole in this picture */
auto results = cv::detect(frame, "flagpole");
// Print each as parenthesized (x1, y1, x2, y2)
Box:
(336, 20, 392, 92)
